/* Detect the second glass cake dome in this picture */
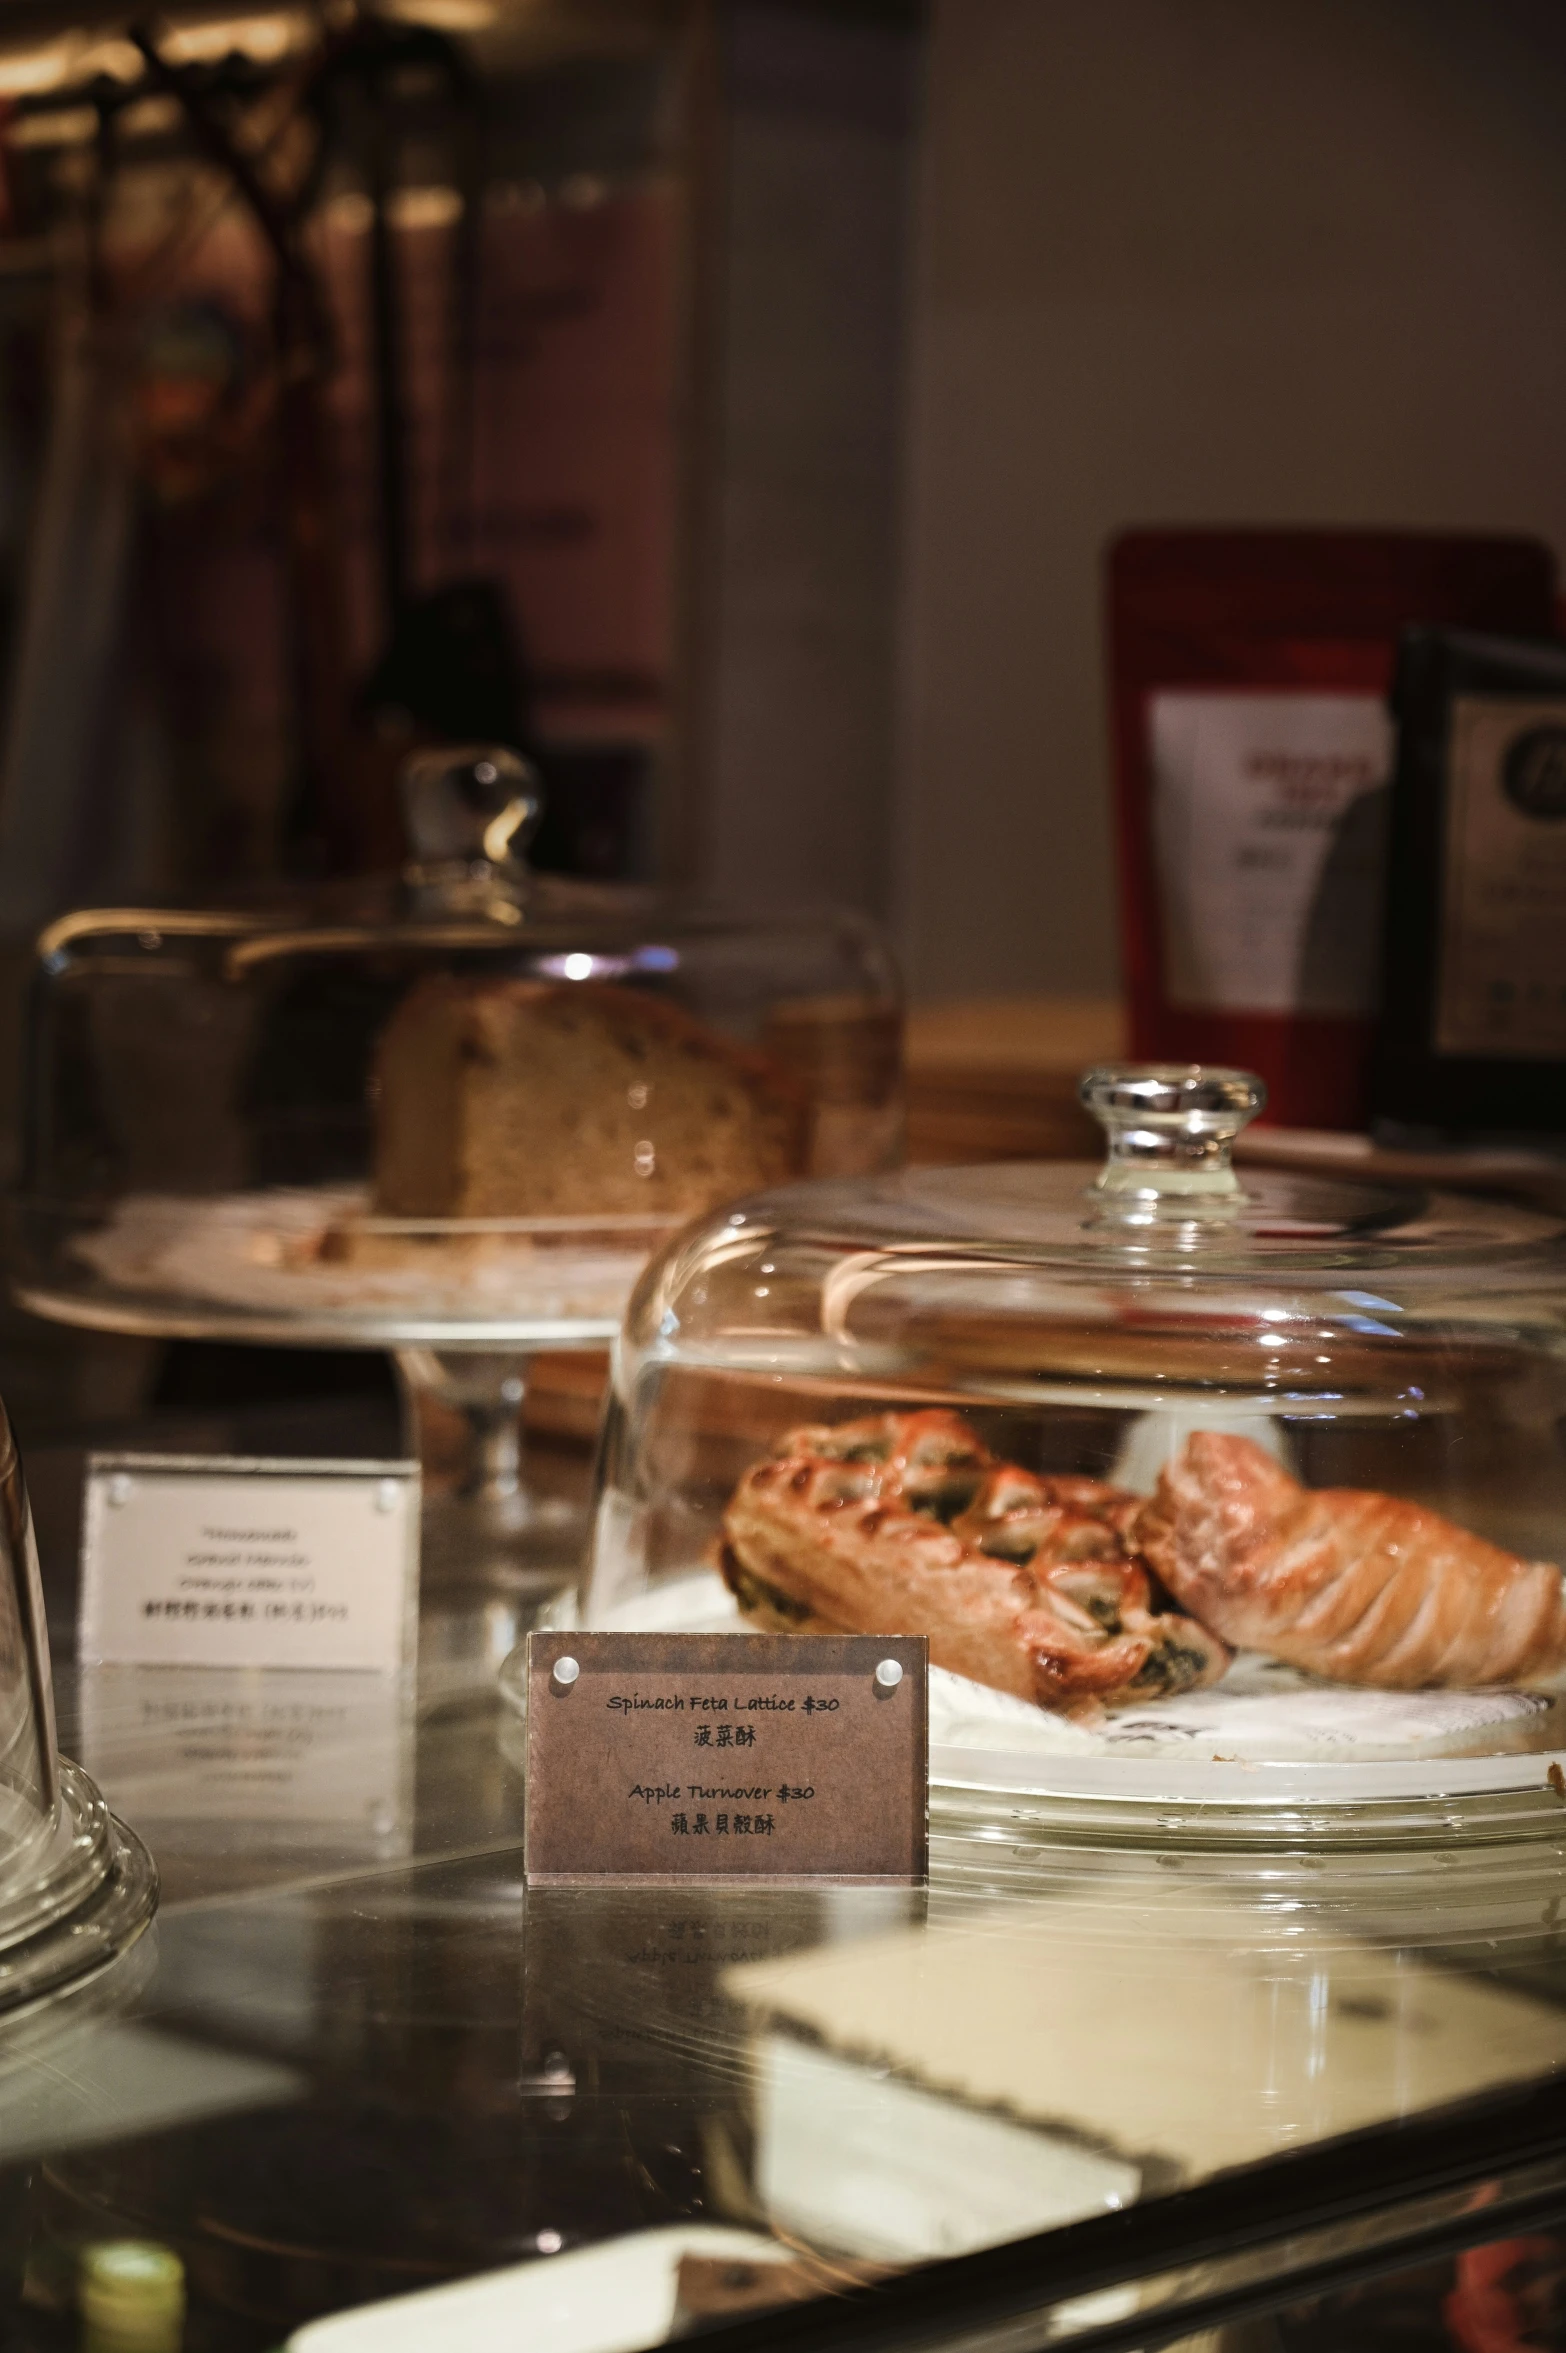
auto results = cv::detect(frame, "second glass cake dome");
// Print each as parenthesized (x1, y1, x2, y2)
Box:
(563, 1064, 1566, 1834)
(11, 747, 902, 1654)
(15, 748, 902, 1346)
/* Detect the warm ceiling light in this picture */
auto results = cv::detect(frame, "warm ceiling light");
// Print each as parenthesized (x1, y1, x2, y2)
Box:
(379, 0, 499, 30)
(77, 37, 146, 84)
(0, 40, 74, 98)
(158, 11, 313, 66)
(387, 185, 464, 230)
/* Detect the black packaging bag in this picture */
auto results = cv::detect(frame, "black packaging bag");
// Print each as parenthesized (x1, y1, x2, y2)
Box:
(1374, 627, 1566, 1139)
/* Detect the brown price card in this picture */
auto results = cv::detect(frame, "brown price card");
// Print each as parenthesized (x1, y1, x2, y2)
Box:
(523, 1631, 928, 1884)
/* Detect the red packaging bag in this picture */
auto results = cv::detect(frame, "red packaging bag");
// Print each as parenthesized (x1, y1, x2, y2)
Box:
(1107, 530, 1557, 1129)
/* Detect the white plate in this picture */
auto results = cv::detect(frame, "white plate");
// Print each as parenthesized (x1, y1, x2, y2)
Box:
(545, 1573, 1566, 1822)
(286, 2224, 792, 2353)
(22, 1189, 675, 1346)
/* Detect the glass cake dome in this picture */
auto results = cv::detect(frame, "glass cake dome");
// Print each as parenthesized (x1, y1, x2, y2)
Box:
(10, 748, 902, 1663)
(0, 1396, 154, 2009)
(554, 1064, 1566, 1839)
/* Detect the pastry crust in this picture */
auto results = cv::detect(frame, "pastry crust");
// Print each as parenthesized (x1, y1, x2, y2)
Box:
(1135, 1431, 1566, 1690)
(721, 1410, 1229, 1711)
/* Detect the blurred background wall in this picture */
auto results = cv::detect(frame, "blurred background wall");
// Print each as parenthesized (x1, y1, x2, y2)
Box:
(10, 0, 1566, 1017)
(897, 0, 1566, 1001)
(680, 0, 916, 919)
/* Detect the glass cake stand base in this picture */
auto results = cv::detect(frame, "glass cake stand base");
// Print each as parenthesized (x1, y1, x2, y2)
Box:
(0, 1761, 158, 2022)
(397, 1348, 596, 1682)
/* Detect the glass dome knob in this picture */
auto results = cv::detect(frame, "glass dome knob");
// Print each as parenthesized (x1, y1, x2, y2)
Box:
(400, 744, 543, 869)
(1080, 1063, 1266, 1207)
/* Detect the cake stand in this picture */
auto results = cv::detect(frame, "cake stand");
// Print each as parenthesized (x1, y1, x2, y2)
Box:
(10, 1188, 678, 1679)
(10, 750, 906, 1686)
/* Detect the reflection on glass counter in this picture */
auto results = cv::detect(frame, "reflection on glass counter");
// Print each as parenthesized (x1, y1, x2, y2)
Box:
(730, 1887, 1566, 2188)
(289, 2224, 837, 2353)
(78, 1668, 415, 1862)
(0, 1657, 1560, 2350)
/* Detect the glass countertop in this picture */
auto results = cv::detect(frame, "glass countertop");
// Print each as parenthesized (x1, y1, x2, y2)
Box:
(0, 1635, 1560, 2352)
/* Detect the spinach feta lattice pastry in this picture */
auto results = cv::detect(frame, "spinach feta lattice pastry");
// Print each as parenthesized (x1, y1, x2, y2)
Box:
(720, 1409, 1228, 1713)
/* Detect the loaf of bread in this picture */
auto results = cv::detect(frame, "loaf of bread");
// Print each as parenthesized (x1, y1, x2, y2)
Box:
(371, 975, 808, 1221)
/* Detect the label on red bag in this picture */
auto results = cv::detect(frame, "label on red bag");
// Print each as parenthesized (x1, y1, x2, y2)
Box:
(1438, 696, 1566, 1058)
(1149, 690, 1393, 1016)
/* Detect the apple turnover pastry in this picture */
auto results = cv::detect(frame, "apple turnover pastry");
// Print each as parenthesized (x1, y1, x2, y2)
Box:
(1136, 1431, 1566, 1690)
